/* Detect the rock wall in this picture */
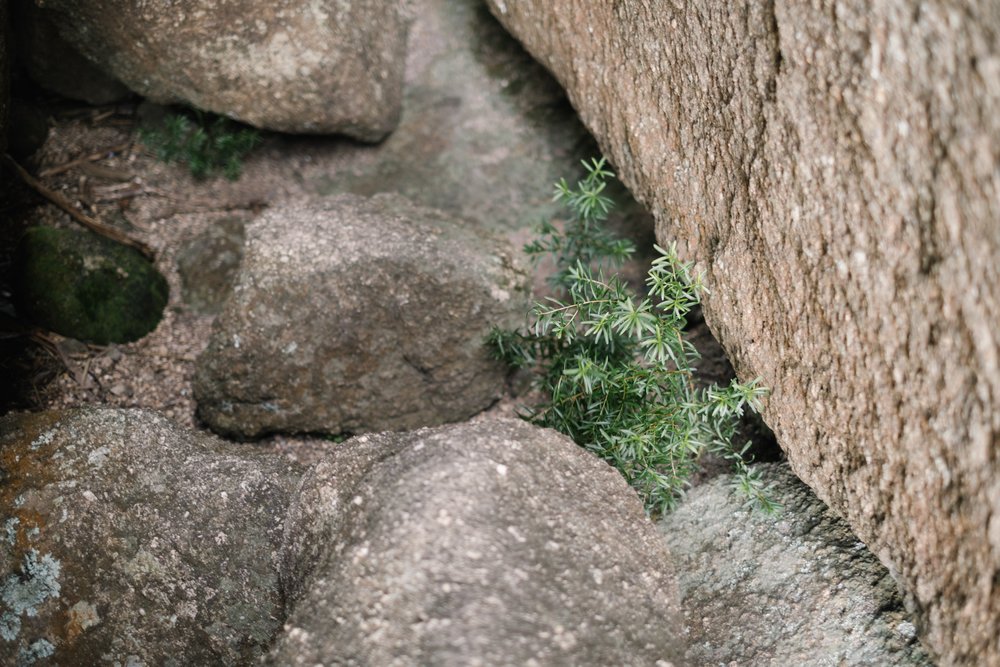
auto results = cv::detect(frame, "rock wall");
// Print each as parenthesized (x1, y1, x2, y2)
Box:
(485, 2, 1000, 664)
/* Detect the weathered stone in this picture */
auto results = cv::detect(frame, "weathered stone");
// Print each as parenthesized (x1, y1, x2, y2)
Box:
(272, 418, 685, 665)
(176, 218, 246, 315)
(317, 0, 627, 231)
(0, 408, 303, 665)
(194, 194, 529, 439)
(13, 227, 169, 344)
(34, 0, 410, 140)
(486, 2, 1000, 663)
(12, 3, 130, 105)
(662, 464, 932, 666)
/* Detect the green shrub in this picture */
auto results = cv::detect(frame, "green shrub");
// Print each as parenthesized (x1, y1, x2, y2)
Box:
(139, 110, 260, 181)
(488, 158, 777, 515)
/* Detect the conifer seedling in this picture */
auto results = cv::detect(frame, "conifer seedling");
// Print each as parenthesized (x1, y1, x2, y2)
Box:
(488, 158, 777, 515)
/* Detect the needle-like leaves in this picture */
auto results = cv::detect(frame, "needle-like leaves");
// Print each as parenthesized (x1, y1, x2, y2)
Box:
(488, 158, 776, 514)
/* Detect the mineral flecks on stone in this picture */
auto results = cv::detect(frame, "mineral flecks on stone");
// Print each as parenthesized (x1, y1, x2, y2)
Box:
(0, 408, 303, 665)
(33, 0, 410, 140)
(272, 418, 686, 665)
(486, 2, 1000, 662)
(195, 194, 529, 439)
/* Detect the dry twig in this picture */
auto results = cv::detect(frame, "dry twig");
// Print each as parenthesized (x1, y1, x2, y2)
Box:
(4, 154, 155, 260)
(38, 142, 132, 178)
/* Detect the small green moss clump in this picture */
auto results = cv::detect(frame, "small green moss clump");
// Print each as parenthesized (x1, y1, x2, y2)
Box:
(13, 227, 169, 344)
(488, 158, 777, 515)
(139, 110, 260, 181)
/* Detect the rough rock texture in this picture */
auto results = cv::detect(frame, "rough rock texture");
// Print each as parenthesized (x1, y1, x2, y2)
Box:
(176, 217, 246, 315)
(13, 227, 169, 344)
(318, 0, 651, 235)
(195, 194, 529, 438)
(661, 464, 932, 666)
(486, 2, 1000, 663)
(12, 2, 130, 105)
(272, 418, 685, 666)
(0, 408, 303, 665)
(35, 0, 410, 140)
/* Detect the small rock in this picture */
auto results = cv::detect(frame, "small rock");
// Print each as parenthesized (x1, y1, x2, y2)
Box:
(108, 383, 130, 397)
(13, 227, 169, 344)
(195, 194, 529, 438)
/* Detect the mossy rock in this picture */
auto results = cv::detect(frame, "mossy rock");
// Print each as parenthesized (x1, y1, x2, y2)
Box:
(13, 227, 168, 344)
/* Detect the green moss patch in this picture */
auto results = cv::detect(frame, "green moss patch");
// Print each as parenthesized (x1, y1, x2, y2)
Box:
(13, 227, 169, 344)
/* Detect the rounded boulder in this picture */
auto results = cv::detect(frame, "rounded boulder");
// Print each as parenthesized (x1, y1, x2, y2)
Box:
(194, 194, 529, 438)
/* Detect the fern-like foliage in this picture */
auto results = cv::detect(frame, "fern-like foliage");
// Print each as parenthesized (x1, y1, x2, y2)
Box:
(488, 157, 777, 515)
(139, 110, 260, 181)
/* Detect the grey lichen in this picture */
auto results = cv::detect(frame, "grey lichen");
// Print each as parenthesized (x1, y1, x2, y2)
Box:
(1, 550, 62, 641)
(29, 430, 57, 451)
(16, 638, 55, 666)
(4, 518, 18, 546)
(1, 612, 20, 642)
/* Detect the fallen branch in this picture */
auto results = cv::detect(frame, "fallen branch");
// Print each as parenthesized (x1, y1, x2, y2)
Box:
(94, 186, 165, 203)
(38, 142, 132, 178)
(79, 162, 134, 182)
(4, 154, 155, 260)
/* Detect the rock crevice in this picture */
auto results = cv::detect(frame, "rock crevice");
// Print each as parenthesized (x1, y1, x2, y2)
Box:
(485, 2, 1000, 663)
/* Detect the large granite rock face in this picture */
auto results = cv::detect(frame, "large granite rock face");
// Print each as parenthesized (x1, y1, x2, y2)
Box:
(662, 464, 932, 666)
(486, 2, 1000, 663)
(272, 418, 685, 665)
(34, 0, 410, 140)
(0, 409, 303, 665)
(195, 194, 529, 439)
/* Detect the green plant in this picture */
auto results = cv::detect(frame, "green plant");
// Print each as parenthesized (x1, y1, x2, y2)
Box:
(488, 158, 777, 515)
(139, 110, 260, 181)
